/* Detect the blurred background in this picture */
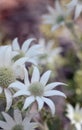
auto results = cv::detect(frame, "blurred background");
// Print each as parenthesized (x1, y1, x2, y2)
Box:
(0, 0, 82, 130)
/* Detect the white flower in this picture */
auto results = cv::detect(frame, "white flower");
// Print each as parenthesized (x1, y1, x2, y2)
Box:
(9, 66, 66, 115)
(12, 38, 43, 65)
(0, 45, 25, 110)
(38, 38, 62, 64)
(42, 0, 71, 31)
(66, 103, 82, 130)
(0, 109, 38, 130)
(66, 0, 82, 19)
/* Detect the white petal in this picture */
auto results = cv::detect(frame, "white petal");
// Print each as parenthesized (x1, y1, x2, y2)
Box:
(36, 96, 44, 111)
(66, 0, 78, 8)
(23, 115, 32, 125)
(12, 38, 20, 51)
(24, 67, 30, 86)
(14, 109, 22, 124)
(4, 89, 12, 111)
(30, 123, 38, 129)
(0, 121, 9, 129)
(75, 103, 80, 110)
(75, 123, 82, 130)
(13, 65, 25, 80)
(13, 57, 27, 66)
(42, 97, 55, 116)
(26, 45, 42, 57)
(45, 82, 66, 91)
(2, 112, 15, 127)
(66, 104, 74, 119)
(55, 0, 62, 12)
(0, 46, 5, 66)
(51, 22, 64, 32)
(74, 4, 82, 19)
(9, 81, 27, 90)
(51, 24, 59, 32)
(44, 90, 66, 98)
(31, 67, 40, 83)
(22, 38, 36, 52)
(26, 58, 38, 65)
(22, 96, 35, 110)
(4, 46, 12, 67)
(0, 87, 3, 93)
(13, 90, 31, 98)
(40, 71, 51, 86)
(24, 123, 38, 130)
(47, 6, 55, 15)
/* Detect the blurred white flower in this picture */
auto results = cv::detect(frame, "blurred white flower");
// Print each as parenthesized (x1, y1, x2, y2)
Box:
(0, 45, 25, 110)
(38, 38, 62, 65)
(9, 66, 66, 116)
(66, 103, 82, 130)
(0, 109, 38, 130)
(12, 38, 43, 65)
(42, 0, 71, 31)
(66, 0, 82, 19)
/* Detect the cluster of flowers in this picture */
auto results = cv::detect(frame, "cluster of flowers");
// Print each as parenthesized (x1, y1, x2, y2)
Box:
(42, 0, 82, 31)
(0, 38, 66, 130)
(42, 0, 82, 130)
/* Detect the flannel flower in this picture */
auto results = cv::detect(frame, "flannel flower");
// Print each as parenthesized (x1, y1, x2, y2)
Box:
(38, 38, 62, 65)
(12, 38, 43, 65)
(0, 109, 38, 130)
(66, 103, 82, 130)
(0, 45, 25, 110)
(42, 0, 71, 31)
(67, 0, 82, 19)
(9, 66, 66, 116)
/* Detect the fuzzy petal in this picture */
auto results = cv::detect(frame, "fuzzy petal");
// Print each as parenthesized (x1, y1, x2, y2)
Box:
(9, 81, 27, 90)
(0, 87, 3, 94)
(44, 90, 66, 98)
(22, 38, 36, 53)
(42, 97, 55, 116)
(24, 123, 38, 130)
(12, 38, 20, 51)
(75, 123, 82, 130)
(14, 109, 22, 124)
(31, 67, 40, 83)
(2, 112, 15, 127)
(22, 96, 35, 110)
(4, 46, 12, 67)
(4, 89, 12, 111)
(13, 90, 31, 98)
(26, 45, 42, 57)
(75, 4, 82, 19)
(66, 0, 78, 8)
(24, 68, 30, 86)
(0, 121, 9, 129)
(26, 58, 38, 65)
(45, 82, 66, 91)
(36, 96, 44, 111)
(40, 71, 51, 86)
(13, 57, 28, 67)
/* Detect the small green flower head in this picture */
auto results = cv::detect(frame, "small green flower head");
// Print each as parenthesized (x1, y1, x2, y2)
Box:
(29, 82, 44, 96)
(12, 125, 24, 130)
(56, 15, 64, 24)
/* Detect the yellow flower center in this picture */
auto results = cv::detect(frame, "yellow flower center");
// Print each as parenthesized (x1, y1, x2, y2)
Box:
(74, 112, 82, 122)
(12, 124, 24, 130)
(29, 82, 44, 96)
(0, 67, 16, 88)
